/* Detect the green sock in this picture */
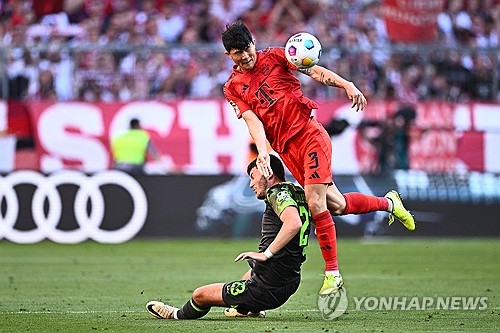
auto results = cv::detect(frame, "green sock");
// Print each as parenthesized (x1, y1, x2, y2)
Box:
(177, 299, 210, 319)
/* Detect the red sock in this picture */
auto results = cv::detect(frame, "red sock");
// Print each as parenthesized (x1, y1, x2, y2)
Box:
(313, 210, 338, 271)
(342, 192, 389, 215)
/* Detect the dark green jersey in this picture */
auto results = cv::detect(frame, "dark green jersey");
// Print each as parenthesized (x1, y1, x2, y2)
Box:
(251, 182, 312, 287)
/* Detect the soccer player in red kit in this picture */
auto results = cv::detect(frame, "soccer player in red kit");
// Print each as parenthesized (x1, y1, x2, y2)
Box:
(221, 21, 415, 295)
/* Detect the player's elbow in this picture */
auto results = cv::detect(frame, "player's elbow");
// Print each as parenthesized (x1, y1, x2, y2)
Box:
(288, 218, 303, 235)
(309, 65, 324, 80)
(281, 208, 303, 233)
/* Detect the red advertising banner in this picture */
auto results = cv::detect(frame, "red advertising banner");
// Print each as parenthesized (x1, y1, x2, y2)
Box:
(26, 100, 252, 174)
(381, 0, 445, 42)
(7, 100, 500, 175)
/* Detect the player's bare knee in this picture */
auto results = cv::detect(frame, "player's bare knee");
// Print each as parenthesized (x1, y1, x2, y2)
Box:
(192, 287, 206, 305)
(330, 206, 344, 215)
(307, 198, 324, 215)
(327, 195, 346, 215)
(328, 202, 345, 215)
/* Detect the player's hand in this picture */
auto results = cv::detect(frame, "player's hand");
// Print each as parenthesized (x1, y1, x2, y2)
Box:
(345, 83, 367, 112)
(234, 251, 268, 262)
(257, 153, 273, 179)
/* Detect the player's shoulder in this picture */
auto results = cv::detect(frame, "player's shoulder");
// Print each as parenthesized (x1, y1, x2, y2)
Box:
(259, 47, 286, 59)
(259, 47, 295, 71)
(260, 46, 285, 54)
(223, 68, 241, 92)
(267, 182, 296, 200)
(268, 181, 290, 192)
(225, 66, 240, 82)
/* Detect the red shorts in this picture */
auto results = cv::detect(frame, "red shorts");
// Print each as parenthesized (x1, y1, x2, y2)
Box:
(279, 117, 333, 187)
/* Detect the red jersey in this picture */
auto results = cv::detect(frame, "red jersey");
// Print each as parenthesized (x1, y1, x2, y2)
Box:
(223, 47, 318, 153)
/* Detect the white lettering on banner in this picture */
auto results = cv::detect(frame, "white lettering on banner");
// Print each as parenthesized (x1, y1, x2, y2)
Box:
(0, 170, 147, 244)
(39, 103, 108, 173)
(453, 104, 472, 131)
(382, 6, 439, 25)
(395, 0, 443, 11)
(330, 103, 363, 174)
(27, 100, 500, 174)
(485, 133, 500, 173)
(178, 100, 250, 174)
(410, 130, 456, 172)
(0, 100, 7, 132)
(473, 104, 500, 132)
(415, 103, 454, 129)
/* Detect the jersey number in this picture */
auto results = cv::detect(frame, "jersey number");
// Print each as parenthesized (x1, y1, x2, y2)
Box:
(308, 151, 319, 169)
(298, 206, 311, 255)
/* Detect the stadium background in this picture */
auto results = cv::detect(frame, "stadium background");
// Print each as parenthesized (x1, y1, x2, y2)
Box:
(1, 0, 499, 243)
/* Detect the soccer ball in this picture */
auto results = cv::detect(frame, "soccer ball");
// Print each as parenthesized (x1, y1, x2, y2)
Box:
(284, 32, 322, 69)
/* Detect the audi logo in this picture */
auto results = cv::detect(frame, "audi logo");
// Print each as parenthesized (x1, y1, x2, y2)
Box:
(0, 170, 147, 244)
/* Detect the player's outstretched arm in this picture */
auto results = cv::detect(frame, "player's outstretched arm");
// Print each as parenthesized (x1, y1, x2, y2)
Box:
(234, 206, 302, 262)
(242, 110, 273, 178)
(301, 65, 367, 112)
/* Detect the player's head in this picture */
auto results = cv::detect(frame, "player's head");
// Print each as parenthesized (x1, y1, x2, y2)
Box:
(221, 21, 257, 71)
(221, 21, 253, 53)
(247, 155, 286, 199)
(130, 118, 140, 129)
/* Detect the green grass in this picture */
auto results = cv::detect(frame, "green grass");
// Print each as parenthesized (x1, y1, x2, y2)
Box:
(0, 238, 498, 332)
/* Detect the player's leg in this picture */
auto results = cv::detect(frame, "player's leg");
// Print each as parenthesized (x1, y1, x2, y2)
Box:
(224, 268, 266, 317)
(146, 283, 225, 320)
(241, 268, 251, 280)
(327, 183, 388, 215)
(280, 141, 340, 275)
(305, 183, 344, 295)
(383, 190, 416, 231)
(326, 184, 415, 231)
(222, 279, 275, 318)
(224, 277, 300, 318)
(280, 119, 343, 295)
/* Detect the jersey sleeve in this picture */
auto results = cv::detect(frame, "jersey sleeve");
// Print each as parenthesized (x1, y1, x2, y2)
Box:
(266, 184, 298, 217)
(270, 47, 299, 71)
(223, 81, 251, 119)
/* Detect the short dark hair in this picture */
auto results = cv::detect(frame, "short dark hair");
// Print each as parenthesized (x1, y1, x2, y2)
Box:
(130, 118, 140, 128)
(221, 21, 253, 53)
(247, 154, 286, 182)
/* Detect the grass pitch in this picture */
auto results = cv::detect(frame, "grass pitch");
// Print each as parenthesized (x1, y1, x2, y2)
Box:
(0, 238, 498, 332)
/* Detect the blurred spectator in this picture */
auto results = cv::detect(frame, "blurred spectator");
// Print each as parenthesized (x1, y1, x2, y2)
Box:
(111, 118, 161, 175)
(391, 107, 416, 170)
(157, 2, 186, 42)
(7, 47, 30, 99)
(0, 0, 497, 102)
(358, 107, 416, 174)
(34, 69, 57, 100)
(209, 0, 253, 26)
(470, 53, 495, 100)
(434, 50, 473, 101)
(438, 0, 473, 45)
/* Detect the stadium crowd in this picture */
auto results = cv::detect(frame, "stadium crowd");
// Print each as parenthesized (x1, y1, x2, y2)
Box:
(1, 0, 499, 103)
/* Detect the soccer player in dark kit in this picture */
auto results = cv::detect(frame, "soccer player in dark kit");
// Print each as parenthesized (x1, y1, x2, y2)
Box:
(221, 21, 415, 296)
(147, 155, 311, 319)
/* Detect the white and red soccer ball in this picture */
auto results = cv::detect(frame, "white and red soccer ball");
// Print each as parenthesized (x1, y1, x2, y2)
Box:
(285, 32, 322, 69)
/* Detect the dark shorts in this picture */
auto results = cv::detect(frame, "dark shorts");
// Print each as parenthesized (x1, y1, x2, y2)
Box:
(222, 276, 300, 313)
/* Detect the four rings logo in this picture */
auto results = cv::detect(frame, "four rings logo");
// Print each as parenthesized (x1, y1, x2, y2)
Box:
(0, 170, 147, 244)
